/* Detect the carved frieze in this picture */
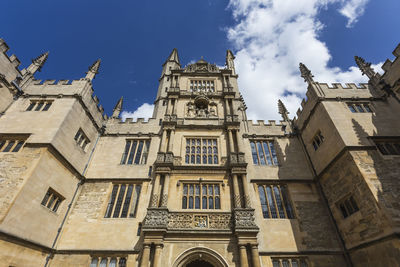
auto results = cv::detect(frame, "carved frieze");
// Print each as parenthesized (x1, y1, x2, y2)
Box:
(143, 208, 169, 229)
(234, 209, 259, 230)
(168, 212, 232, 230)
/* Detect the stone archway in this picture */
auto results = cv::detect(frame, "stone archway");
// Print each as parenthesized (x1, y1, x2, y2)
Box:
(173, 247, 229, 267)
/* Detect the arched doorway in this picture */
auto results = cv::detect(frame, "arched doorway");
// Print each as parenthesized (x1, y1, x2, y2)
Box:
(186, 259, 214, 267)
(173, 247, 228, 267)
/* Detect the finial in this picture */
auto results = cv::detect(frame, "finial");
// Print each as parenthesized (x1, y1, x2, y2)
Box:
(164, 48, 180, 66)
(85, 59, 101, 81)
(354, 56, 376, 79)
(226, 50, 236, 74)
(112, 96, 123, 118)
(278, 99, 290, 122)
(26, 51, 49, 74)
(299, 63, 314, 84)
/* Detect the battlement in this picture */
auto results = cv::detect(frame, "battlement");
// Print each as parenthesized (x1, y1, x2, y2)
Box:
(246, 119, 290, 136)
(381, 42, 400, 87)
(0, 39, 22, 83)
(105, 117, 161, 135)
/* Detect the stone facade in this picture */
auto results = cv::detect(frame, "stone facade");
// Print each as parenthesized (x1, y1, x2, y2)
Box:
(0, 39, 399, 267)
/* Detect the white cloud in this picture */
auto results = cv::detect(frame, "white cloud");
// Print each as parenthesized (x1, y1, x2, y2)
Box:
(227, 0, 373, 121)
(339, 0, 369, 27)
(120, 103, 154, 122)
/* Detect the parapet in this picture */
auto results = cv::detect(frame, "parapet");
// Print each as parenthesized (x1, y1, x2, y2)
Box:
(381, 42, 400, 87)
(0, 39, 22, 83)
(246, 119, 290, 136)
(105, 117, 161, 135)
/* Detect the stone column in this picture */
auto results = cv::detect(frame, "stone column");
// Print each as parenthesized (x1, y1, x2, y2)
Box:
(250, 244, 261, 267)
(228, 130, 235, 153)
(140, 244, 151, 267)
(172, 99, 177, 115)
(151, 174, 161, 207)
(225, 99, 231, 115)
(160, 174, 170, 207)
(160, 129, 167, 153)
(168, 130, 175, 152)
(235, 130, 243, 153)
(241, 174, 251, 208)
(167, 99, 172, 115)
(232, 174, 241, 208)
(153, 244, 163, 267)
(239, 244, 249, 267)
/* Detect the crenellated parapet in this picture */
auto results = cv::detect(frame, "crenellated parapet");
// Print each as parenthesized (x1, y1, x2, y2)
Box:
(0, 38, 22, 84)
(245, 119, 291, 136)
(381, 43, 400, 90)
(104, 117, 161, 136)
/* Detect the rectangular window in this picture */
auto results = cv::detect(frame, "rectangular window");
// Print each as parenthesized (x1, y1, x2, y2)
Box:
(0, 139, 25, 153)
(311, 131, 324, 151)
(258, 184, 294, 219)
(26, 100, 53, 111)
(374, 139, 400, 155)
(74, 129, 90, 151)
(120, 139, 150, 165)
(41, 188, 64, 213)
(90, 257, 127, 267)
(104, 184, 141, 218)
(185, 138, 218, 165)
(182, 183, 220, 210)
(338, 195, 359, 219)
(190, 80, 215, 92)
(347, 103, 372, 113)
(250, 140, 278, 165)
(272, 258, 308, 267)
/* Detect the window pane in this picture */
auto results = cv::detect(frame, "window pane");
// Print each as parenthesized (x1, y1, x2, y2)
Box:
(266, 187, 278, 218)
(292, 260, 299, 267)
(209, 196, 214, 209)
(355, 104, 364, 112)
(300, 260, 308, 267)
(0, 140, 5, 151)
(41, 191, 51, 206)
(121, 184, 133, 218)
(215, 196, 220, 209)
(282, 260, 290, 267)
(272, 260, 280, 267)
(119, 258, 127, 267)
(11, 141, 24, 152)
(376, 143, 388, 155)
(109, 258, 117, 267)
(348, 104, 356, 113)
(251, 142, 259, 164)
(35, 102, 44, 111)
(215, 185, 220, 195)
(26, 102, 35, 111)
(263, 142, 272, 165)
(202, 196, 207, 209)
(182, 196, 187, 209)
(363, 104, 371, 112)
(90, 258, 98, 267)
(273, 186, 285, 218)
(52, 199, 61, 212)
(257, 142, 266, 165)
(141, 141, 150, 164)
(281, 186, 294, 219)
(99, 258, 107, 267)
(3, 141, 15, 152)
(385, 144, 398, 155)
(134, 140, 144, 164)
(258, 186, 269, 218)
(113, 185, 126, 217)
(105, 185, 119, 218)
(195, 196, 200, 209)
(127, 141, 137, 164)
(185, 155, 189, 163)
(189, 196, 193, 209)
(189, 184, 194, 195)
(340, 203, 348, 218)
(269, 142, 279, 165)
(129, 185, 141, 217)
(42, 102, 52, 111)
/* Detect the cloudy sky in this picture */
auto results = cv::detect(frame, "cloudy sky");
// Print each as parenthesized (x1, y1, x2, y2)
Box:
(2, 0, 399, 121)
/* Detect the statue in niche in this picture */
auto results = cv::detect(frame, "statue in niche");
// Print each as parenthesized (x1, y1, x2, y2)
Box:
(187, 102, 195, 117)
(209, 105, 217, 117)
(197, 108, 207, 118)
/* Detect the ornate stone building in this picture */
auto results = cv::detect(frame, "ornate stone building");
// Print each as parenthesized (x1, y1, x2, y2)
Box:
(0, 38, 400, 267)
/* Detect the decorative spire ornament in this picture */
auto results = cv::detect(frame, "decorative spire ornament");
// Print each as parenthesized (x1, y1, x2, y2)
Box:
(299, 63, 314, 84)
(112, 96, 123, 118)
(27, 51, 49, 74)
(354, 56, 376, 79)
(85, 59, 101, 81)
(278, 99, 290, 122)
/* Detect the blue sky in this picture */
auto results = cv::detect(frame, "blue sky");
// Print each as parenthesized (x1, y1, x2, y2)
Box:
(1, 0, 399, 120)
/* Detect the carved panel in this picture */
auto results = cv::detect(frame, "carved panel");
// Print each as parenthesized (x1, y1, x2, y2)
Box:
(143, 208, 169, 229)
(234, 209, 258, 230)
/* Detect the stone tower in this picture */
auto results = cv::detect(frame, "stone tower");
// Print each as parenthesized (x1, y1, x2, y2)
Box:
(0, 39, 400, 267)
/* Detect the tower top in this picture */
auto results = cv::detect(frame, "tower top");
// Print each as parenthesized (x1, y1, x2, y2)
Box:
(163, 48, 180, 66)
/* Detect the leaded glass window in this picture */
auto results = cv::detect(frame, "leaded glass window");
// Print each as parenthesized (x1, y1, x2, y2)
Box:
(258, 185, 294, 219)
(121, 139, 151, 165)
(250, 140, 278, 165)
(185, 138, 218, 165)
(182, 183, 220, 209)
(104, 184, 141, 218)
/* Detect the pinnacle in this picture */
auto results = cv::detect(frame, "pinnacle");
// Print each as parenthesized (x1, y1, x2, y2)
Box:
(278, 99, 289, 115)
(354, 56, 375, 78)
(112, 96, 123, 118)
(165, 48, 180, 65)
(299, 63, 314, 83)
(88, 59, 101, 74)
(32, 51, 49, 72)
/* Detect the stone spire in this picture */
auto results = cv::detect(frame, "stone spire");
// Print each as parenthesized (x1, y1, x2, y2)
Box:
(164, 48, 180, 66)
(354, 56, 376, 79)
(299, 63, 314, 84)
(226, 50, 236, 74)
(278, 99, 290, 122)
(85, 59, 101, 81)
(112, 96, 123, 118)
(27, 51, 49, 74)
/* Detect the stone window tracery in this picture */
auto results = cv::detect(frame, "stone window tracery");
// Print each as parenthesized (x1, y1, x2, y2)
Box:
(182, 183, 220, 210)
(26, 100, 53, 111)
(74, 129, 90, 151)
(311, 131, 324, 151)
(104, 184, 141, 218)
(189, 80, 215, 92)
(0, 138, 25, 153)
(120, 139, 150, 165)
(185, 138, 218, 165)
(272, 258, 308, 267)
(338, 195, 359, 219)
(250, 140, 278, 165)
(258, 184, 294, 219)
(347, 102, 372, 113)
(41, 188, 64, 213)
(90, 257, 127, 267)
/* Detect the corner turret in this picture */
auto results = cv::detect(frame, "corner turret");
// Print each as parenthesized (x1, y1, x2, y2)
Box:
(161, 48, 180, 76)
(226, 50, 236, 75)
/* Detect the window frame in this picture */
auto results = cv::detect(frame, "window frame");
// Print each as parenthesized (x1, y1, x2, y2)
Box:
(184, 137, 219, 165)
(41, 188, 64, 213)
(120, 139, 151, 165)
(373, 138, 400, 156)
(104, 183, 142, 219)
(26, 100, 53, 112)
(258, 184, 295, 219)
(347, 102, 373, 113)
(337, 195, 359, 219)
(0, 137, 26, 153)
(90, 257, 127, 267)
(311, 131, 324, 151)
(74, 129, 90, 151)
(250, 139, 279, 166)
(181, 182, 221, 210)
(272, 258, 309, 267)
(189, 79, 216, 92)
